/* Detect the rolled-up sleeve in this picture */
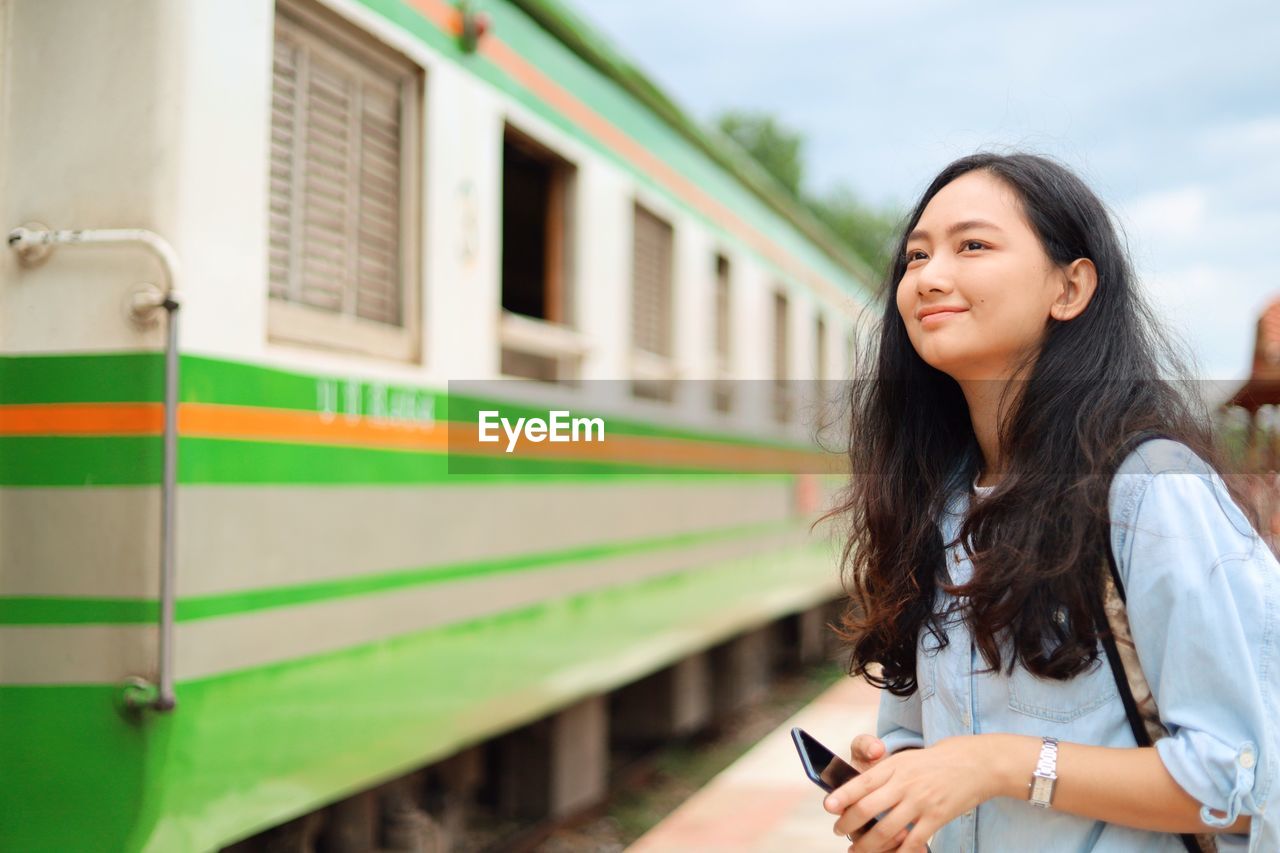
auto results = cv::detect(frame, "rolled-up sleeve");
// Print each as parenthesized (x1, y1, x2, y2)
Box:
(1119, 468, 1279, 850)
(876, 683, 925, 754)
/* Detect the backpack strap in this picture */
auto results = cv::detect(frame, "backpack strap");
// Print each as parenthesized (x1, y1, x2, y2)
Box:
(1093, 431, 1217, 853)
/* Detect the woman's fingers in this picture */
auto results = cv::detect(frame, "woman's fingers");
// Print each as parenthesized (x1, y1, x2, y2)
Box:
(849, 734, 886, 772)
(824, 764, 877, 815)
(846, 826, 909, 853)
(833, 779, 901, 839)
(898, 818, 936, 853)
(851, 800, 916, 853)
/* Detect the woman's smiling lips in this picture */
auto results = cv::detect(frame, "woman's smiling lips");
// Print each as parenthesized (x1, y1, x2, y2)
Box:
(918, 306, 968, 328)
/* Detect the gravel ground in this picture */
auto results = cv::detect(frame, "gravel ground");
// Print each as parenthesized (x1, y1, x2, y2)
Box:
(531, 662, 845, 852)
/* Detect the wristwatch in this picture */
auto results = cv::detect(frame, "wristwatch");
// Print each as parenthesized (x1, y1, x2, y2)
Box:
(1027, 736, 1059, 808)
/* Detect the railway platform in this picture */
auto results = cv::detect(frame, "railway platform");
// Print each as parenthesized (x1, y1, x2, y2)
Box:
(627, 676, 881, 852)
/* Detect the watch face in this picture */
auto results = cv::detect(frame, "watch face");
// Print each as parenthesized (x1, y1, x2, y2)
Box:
(1030, 776, 1054, 804)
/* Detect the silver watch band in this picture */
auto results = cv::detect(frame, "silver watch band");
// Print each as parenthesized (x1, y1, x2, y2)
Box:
(1027, 736, 1059, 808)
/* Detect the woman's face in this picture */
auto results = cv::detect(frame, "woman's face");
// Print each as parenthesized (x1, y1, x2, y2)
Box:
(896, 170, 1075, 382)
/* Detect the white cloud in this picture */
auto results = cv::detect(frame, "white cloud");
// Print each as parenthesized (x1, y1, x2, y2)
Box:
(1118, 186, 1210, 243)
(1135, 263, 1268, 382)
(1199, 116, 1280, 156)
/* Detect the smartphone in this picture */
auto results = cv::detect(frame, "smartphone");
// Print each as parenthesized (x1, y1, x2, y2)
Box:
(793, 728, 931, 850)
(790, 726, 861, 794)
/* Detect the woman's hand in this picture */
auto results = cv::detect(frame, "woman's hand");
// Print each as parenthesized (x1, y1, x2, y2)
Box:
(841, 735, 909, 850)
(825, 735, 1001, 852)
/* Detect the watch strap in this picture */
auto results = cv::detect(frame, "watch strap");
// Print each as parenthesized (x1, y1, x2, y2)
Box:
(1027, 736, 1059, 808)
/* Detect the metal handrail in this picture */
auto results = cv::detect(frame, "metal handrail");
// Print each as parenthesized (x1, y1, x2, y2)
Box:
(8, 225, 181, 712)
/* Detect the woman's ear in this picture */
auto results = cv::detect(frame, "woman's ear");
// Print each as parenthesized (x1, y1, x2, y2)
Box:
(1050, 258, 1099, 321)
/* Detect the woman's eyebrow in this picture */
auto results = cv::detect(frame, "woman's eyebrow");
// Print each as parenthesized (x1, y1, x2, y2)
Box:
(907, 219, 1004, 243)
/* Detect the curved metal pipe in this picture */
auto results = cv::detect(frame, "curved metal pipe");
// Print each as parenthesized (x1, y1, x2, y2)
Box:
(7, 225, 181, 712)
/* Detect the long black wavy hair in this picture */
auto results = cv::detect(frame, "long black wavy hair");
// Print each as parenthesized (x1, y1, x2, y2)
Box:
(820, 151, 1257, 696)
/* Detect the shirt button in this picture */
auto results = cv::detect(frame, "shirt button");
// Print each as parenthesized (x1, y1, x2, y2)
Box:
(962, 711, 972, 727)
(1240, 748, 1256, 769)
(964, 810, 975, 819)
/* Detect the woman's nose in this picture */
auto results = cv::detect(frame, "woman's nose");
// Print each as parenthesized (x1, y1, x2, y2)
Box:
(916, 256, 954, 293)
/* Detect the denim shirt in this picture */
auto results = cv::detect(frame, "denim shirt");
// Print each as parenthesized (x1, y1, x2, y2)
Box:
(876, 439, 1279, 852)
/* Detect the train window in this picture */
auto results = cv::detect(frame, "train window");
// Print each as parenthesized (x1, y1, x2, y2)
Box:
(773, 289, 790, 423)
(501, 127, 574, 324)
(712, 254, 733, 413)
(631, 203, 676, 402)
(266, 0, 422, 361)
(498, 127, 581, 383)
(815, 312, 827, 383)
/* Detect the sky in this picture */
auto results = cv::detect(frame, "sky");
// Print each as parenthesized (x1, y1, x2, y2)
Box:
(573, 0, 1280, 393)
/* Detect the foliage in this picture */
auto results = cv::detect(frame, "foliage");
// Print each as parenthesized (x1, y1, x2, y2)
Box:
(715, 110, 805, 197)
(807, 185, 903, 281)
(714, 110, 902, 280)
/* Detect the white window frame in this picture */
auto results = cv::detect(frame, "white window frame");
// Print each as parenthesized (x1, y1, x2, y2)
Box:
(267, 0, 423, 362)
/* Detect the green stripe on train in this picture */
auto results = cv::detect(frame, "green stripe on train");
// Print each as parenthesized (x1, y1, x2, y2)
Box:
(0, 539, 840, 853)
(1, 352, 819, 448)
(185, 355, 816, 452)
(0, 436, 163, 485)
(0, 354, 830, 485)
(0, 352, 165, 403)
(0, 434, 797, 485)
(0, 518, 795, 625)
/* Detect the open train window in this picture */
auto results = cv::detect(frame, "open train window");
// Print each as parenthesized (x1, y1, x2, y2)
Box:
(631, 202, 676, 402)
(266, 0, 422, 361)
(498, 126, 582, 383)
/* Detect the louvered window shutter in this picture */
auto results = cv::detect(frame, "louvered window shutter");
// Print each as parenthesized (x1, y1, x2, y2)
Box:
(632, 204, 673, 357)
(269, 15, 405, 327)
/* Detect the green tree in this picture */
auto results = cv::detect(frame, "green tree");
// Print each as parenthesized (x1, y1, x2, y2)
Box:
(807, 185, 902, 280)
(715, 110, 805, 197)
(714, 109, 901, 280)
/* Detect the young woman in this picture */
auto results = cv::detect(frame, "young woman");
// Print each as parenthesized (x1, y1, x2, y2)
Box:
(819, 152, 1277, 852)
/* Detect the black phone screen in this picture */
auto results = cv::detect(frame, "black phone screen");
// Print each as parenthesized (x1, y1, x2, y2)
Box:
(791, 727, 859, 793)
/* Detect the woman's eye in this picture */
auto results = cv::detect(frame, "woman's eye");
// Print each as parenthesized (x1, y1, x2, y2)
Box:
(962, 240, 986, 251)
(904, 250, 926, 263)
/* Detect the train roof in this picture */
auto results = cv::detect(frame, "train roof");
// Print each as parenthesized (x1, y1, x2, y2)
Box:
(506, 0, 881, 294)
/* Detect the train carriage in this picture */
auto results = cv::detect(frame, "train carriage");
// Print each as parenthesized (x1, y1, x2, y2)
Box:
(0, 0, 875, 849)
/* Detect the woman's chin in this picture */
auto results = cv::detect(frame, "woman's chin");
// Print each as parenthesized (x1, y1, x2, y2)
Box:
(916, 347, 966, 376)
(924, 360, 998, 385)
